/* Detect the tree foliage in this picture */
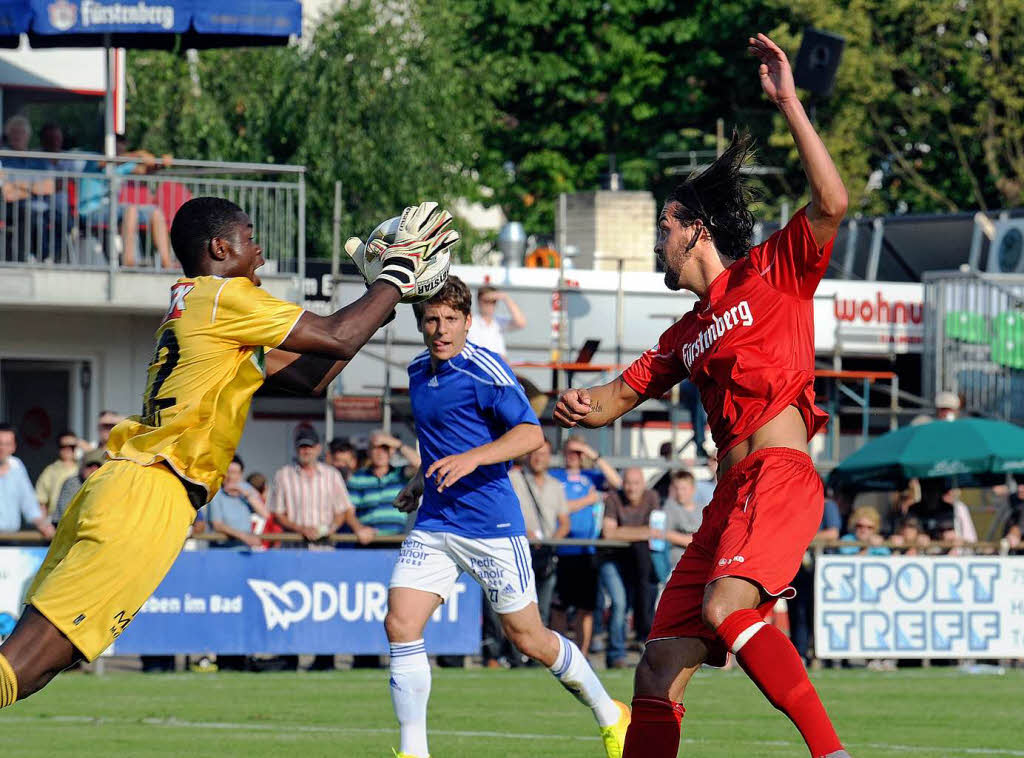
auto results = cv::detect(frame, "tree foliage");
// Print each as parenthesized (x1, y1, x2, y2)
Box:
(457, 0, 787, 234)
(126, 0, 491, 258)
(770, 0, 1024, 215)
(124, 0, 1024, 255)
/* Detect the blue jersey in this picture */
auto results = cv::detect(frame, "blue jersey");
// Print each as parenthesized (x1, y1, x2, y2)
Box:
(409, 342, 539, 538)
(549, 468, 603, 555)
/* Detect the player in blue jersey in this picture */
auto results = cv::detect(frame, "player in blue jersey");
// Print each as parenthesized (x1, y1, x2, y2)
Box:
(385, 276, 630, 758)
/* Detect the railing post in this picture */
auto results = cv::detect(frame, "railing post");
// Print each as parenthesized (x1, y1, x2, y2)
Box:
(862, 377, 870, 444)
(297, 172, 307, 298)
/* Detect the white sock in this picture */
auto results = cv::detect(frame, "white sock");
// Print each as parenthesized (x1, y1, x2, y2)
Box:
(548, 631, 620, 727)
(389, 640, 431, 757)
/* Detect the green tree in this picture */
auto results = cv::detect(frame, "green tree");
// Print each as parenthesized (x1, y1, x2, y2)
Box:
(769, 0, 1024, 215)
(126, 0, 493, 259)
(459, 0, 789, 234)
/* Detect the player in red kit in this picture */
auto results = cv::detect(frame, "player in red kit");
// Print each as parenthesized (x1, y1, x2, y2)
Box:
(554, 33, 850, 758)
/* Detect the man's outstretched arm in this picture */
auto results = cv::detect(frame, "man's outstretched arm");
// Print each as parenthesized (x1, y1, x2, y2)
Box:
(554, 377, 643, 429)
(263, 281, 400, 394)
(749, 33, 847, 246)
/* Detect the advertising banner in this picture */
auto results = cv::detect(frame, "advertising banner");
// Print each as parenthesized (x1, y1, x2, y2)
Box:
(0, 547, 47, 640)
(814, 555, 1024, 658)
(0, 548, 482, 655)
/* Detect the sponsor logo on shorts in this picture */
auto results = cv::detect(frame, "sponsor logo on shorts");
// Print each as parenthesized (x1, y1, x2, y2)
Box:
(502, 583, 516, 595)
(109, 609, 132, 639)
(470, 556, 505, 584)
(73, 614, 86, 626)
(397, 539, 428, 566)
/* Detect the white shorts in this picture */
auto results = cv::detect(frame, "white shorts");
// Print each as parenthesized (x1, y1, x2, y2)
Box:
(390, 529, 537, 614)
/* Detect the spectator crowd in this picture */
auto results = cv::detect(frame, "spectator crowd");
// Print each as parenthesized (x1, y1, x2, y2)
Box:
(0, 291, 1020, 674)
(1, 112, 176, 267)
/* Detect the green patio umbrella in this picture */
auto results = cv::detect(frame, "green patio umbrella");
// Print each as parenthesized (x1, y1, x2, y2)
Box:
(828, 417, 1024, 491)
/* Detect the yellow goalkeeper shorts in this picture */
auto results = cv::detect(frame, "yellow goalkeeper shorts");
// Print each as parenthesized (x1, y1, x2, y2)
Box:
(25, 459, 196, 661)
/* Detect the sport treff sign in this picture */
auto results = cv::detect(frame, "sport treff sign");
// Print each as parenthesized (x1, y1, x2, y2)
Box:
(814, 555, 1024, 659)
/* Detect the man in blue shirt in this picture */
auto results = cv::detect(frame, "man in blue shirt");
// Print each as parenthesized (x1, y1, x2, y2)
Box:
(548, 436, 619, 660)
(384, 277, 629, 758)
(0, 424, 54, 539)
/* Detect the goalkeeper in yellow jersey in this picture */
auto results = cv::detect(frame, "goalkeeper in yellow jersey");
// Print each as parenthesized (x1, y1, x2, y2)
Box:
(0, 196, 458, 708)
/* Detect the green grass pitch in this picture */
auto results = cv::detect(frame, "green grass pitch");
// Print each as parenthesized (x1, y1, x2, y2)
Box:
(1, 666, 1018, 757)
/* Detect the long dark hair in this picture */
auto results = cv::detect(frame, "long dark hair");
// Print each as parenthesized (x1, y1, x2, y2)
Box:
(668, 132, 756, 260)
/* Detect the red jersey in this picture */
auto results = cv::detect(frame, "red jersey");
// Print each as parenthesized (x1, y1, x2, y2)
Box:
(622, 207, 833, 457)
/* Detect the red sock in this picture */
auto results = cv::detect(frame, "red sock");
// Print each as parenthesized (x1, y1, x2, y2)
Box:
(718, 609, 842, 758)
(623, 697, 685, 758)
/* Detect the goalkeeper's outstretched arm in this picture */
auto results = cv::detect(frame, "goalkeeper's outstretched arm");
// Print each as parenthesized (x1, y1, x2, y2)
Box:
(280, 280, 400, 362)
(554, 377, 643, 429)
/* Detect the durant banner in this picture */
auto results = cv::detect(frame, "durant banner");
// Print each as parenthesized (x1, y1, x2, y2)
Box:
(814, 555, 1024, 659)
(0, 548, 482, 654)
(114, 550, 482, 654)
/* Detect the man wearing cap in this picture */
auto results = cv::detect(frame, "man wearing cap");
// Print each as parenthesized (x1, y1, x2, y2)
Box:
(935, 391, 961, 421)
(79, 411, 125, 453)
(268, 427, 375, 546)
(51, 449, 107, 525)
(346, 430, 421, 537)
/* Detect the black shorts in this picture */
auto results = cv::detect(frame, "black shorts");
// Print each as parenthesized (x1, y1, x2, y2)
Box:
(555, 553, 599, 611)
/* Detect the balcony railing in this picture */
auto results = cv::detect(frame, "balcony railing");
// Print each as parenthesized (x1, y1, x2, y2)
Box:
(923, 270, 1024, 423)
(0, 149, 305, 277)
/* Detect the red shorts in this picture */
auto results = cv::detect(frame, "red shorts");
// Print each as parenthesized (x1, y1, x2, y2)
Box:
(648, 447, 823, 666)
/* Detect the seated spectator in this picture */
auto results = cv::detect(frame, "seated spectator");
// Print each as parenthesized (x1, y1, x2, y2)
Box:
(35, 430, 80, 517)
(907, 477, 956, 539)
(328, 438, 359, 482)
(468, 285, 526, 357)
(78, 135, 173, 268)
(839, 506, 890, 556)
(346, 430, 420, 537)
(51, 448, 106, 524)
(207, 456, 268, 549)
(2, 114, 69, 261)
(884, 479, 920, 535)
(602, 468, 660, 667)
(510, 439, 569, 625)
(0, 423, 55, 538)
(889, 516, 929, 555)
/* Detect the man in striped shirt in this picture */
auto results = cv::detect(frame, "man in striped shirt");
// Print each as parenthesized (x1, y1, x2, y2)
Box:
(269, 427, 375, 546)
(346, 430, 420, 536)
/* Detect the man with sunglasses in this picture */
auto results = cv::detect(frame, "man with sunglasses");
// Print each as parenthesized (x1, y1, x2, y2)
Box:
(35, 431, 81, 517)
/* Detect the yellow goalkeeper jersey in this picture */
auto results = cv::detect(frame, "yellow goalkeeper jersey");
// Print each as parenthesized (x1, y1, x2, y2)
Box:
(108, 276, 305, 504)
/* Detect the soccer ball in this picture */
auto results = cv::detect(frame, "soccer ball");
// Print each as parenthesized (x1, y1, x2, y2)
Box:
(363, 216, 452, 304)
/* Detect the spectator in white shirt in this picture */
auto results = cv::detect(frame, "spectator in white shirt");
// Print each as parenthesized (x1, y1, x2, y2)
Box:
(467, 285, 526, 357)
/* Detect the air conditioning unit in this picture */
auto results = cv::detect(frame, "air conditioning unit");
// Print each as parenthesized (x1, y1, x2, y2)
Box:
(987, 219, 1024, 273)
